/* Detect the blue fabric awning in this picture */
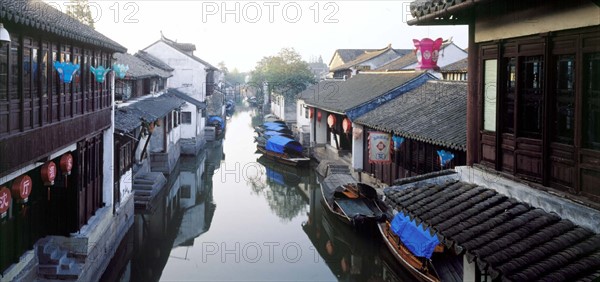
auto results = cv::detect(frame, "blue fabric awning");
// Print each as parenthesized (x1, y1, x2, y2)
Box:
(208, 116, 224, 129)
(265, 135, 303, 154)
(264, 131, 289, 137)
(263, 123, 288, 130)
(390, 213, 439, 259)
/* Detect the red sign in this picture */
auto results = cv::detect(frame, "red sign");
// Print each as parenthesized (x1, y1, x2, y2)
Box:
(0, 186, 11, 216)
(60, 153, 73, 175)
(327, 114, 336, 128)
(11, 175, 32, 201)
(41, 161, 57, 185)
(342, 118, 352, 133)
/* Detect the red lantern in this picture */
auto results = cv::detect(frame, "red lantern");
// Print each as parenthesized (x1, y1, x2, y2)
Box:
(0, 186, 11, 217)
(413, 38, 443, 70)
(60, 153, 73, 176)
(11, 175, 32, 202)
(342, 118, 352, 133)
(317, 111, 322, 123)
(327, 114, 336, 128)
(309, 108, 314, 119)
(41, 161, 57, 186)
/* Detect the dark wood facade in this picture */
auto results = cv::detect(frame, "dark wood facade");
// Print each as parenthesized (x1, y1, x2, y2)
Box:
(0, 21, 119, 272)
(362, 127, 466, 185)
(476, 27, 600, 203)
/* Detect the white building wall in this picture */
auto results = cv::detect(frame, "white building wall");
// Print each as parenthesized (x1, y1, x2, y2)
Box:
(351, 124, 364, 170)
(314, 109, 328, 145)
(180, 103, 196, 139)
(296, 99, 310, 133)
(143, 41, 208, 102)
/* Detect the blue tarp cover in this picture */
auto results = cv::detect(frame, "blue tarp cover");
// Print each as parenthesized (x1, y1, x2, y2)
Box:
(263, 123, 288, 130)
(265, 135, 303, 154)
(264, 131, 289, 137)
(390, 213, 439, 259)
(208, 116, 225, 129)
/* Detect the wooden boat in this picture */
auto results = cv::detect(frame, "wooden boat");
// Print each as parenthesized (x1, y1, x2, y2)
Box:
(378, 213, 443, 282)
(207, 115, 225, 137)
(256, 135, 310, 167)
(320, 173, 387, 228)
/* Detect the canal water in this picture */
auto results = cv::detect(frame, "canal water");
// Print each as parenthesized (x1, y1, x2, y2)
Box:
(102, 105, 414, 281)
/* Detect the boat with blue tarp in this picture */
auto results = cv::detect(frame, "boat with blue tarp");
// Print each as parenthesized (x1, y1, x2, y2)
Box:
(378, 212, 442, 282)
(320, 173, 387, 229)
(256, 135, 310, 167)
(208, 115, 225, 137)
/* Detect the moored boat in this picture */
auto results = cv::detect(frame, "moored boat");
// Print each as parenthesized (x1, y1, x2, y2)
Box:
(378, 212, 442, 282)
(320, 173, 387, 228)
(257, 135, 310, 167)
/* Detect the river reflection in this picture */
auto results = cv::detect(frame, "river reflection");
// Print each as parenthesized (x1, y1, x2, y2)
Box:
(103, 106, 414, 281)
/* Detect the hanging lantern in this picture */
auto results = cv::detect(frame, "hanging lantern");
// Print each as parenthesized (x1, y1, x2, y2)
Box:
(309, 108, 314, 119)
(317, 111, 322, 123)
(41, 161, 57, 186)
(392, 135, 405, 150)
(437, 150, 455, 168)
(53, 62, 80, 83)
(90, 66, 111, 83)
(60, 153, 73, 176)
(112, 63, 129, 79)
(413, 38, 443, 70)
(0, 187, 11, 218)
(342, 118, 352, 133)
(11, 175, 32, 202)
(327, 114, 336, 128)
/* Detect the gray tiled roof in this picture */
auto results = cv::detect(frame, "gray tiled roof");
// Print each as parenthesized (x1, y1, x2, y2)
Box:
(0, 0, 126, 52)
(158, 35, 218, 70)
(304, 71, 425, 114)
(115, 93, 185, 133)
(331, 46, 412, 72)
(135, 51, 174, 72)
(376, 52, 418, 71)
(113, 53, 171, 79)
(167, 88, 206, 109)
(355, 80, 467, 151)
(384, 172, 600, 282)
(331, 48, 412, 66)
(441, 57, 468, 72)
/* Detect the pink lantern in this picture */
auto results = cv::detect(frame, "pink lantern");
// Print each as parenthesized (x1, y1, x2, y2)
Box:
(413, 38, 443, 70)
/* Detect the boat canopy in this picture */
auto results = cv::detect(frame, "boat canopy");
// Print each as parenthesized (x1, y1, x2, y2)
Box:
(263, 122, 288, 129)
(208, 116, 225, 129)
(390, 213, 440, 259)
(264, 131, 292, 137)
(265, 135, 303, 154)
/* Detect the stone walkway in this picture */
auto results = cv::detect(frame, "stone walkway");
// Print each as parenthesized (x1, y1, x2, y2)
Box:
(310, 145, 387, 190)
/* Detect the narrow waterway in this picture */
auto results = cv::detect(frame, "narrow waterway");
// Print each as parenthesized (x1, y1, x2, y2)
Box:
(103, 105, 414, 281)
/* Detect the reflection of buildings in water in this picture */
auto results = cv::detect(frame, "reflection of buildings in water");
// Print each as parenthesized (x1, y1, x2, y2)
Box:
(173, 151, 216, 248)
(250, 156, 312, 222)
(106, 148, 212, 282)
(302, 185, 412, 282)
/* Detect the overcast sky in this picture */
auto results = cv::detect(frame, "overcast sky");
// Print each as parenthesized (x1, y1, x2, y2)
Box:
(49, 1, 468, 72)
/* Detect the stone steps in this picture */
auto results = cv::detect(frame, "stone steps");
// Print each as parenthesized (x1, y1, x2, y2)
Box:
(36, 237, 82, 279)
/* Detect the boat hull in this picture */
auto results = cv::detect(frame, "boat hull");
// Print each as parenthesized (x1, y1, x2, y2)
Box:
(378, 222, 440, 282)
(256, 145, 310, 167)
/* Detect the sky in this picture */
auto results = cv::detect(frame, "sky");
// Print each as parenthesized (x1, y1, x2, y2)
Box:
(48, 1, 468, 72)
